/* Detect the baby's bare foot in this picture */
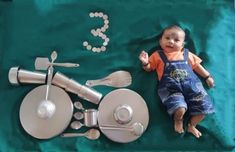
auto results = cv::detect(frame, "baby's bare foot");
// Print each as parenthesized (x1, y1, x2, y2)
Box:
(174, 120, 184, 133)
(187, 124, 202, 138)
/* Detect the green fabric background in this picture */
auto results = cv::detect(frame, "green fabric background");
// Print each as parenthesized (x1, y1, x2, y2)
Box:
(0, 0, 235, 151)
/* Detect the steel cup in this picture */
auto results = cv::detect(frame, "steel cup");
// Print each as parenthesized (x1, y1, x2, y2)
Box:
(52, 72, 102, 104)
(84, 109, 98, 127)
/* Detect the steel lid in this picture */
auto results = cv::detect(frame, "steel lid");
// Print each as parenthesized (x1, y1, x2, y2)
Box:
(8, 66, 19, 85)
(98, 89, 149, 143)
(19, 85, 73, 139)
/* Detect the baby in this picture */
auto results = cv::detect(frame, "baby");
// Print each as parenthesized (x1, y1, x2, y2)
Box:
(139, 25, 215, 138)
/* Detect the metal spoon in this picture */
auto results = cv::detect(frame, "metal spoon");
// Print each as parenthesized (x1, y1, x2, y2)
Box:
(85, 71, 132, 88)
(37, 51, 57, 119)
(61, 129, 100, 140)
(73, 111, 84, 120)
(35, 58, 79, 70)
(70, 121, 84, 130)
(51, 51, 57, 63)
(100, 122, 144, 136)
(74, 101, 84, 111)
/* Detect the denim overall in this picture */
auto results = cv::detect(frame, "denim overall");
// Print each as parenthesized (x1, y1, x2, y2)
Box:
(157, 49, 214, 115)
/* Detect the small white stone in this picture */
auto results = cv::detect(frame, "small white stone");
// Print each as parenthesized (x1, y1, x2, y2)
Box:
(104, 19, 109, 25)
(101, 27, 106, 32)
(103, 41, 108, 46)
(101, 46, 106, 51)
(91, 29, 96, 34)
(103, 24, 109, 29)
(98, 32, 103, 37)
(105, 38, 110, 42)
(89, 12, 94, 17)
(86, 45, 92, 50)
(92, 47, 97, 52)
(94, 12, 99, 17)
(96, 28, 101, 33)
(91, 30, 98, 36)
(103, 14, 108, 20)
(96, 48, 101, 52)
(101, 34, 107, 39)
(98, 12, 103, 17)
(83, 41, 88, 46)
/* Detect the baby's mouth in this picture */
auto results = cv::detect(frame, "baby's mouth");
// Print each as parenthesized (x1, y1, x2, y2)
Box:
(166, 45, 174, 48)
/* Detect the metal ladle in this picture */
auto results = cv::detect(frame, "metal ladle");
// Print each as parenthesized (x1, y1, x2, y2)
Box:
(74, 101, 84, 111)
(70, 121, 84, 130)
(61, 129, 100, 140)
(100, 122, 144, 136)
(73, 111, 84, 120)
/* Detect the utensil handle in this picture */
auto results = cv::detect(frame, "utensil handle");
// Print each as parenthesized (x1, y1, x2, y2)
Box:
(52, 63, 79, 67)
(100, 125, 132, 131)
(60, 133, 84, 137)
(45, 66, 53, 100)
(85, 78, 109, 87)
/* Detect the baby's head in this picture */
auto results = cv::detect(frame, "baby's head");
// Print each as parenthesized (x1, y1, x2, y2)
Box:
(159, 25, 185, 52)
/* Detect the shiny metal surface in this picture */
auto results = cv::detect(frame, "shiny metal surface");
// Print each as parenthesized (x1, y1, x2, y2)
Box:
(74, 101, 85, 111)
(114, 104, 133, 124)
(98, 89, 149, 143)
(35, 58, 79, 70)
(8, 67, 19, 85)
(100, 122, 144, 136)
(70, 121, 84, 130)
(19, 85, 73, 139)
(52, 72, 102, 104)
(73, 111, 84, 120)
(61, 129, 100, 140)
(8, 67, 46, 85)
(85, 70, 132, 88)
(84, 109, 98, 127)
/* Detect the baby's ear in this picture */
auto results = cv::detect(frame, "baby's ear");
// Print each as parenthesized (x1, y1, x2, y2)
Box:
(183, 41, 187, 46)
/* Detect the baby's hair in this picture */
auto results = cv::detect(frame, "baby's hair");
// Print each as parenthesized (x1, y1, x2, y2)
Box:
(164, 25, 184, 32)
(161, 25, 186, 41)
(163, 25, 185, 37)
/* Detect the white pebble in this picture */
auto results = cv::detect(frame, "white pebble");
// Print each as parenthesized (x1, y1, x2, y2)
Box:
(83, 41, 88, 46)
(86, 45, 92, 50)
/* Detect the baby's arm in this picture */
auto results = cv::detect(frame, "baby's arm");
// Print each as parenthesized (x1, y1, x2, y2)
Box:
(194, 64, 215, 88)
(139, 51, 151, 71)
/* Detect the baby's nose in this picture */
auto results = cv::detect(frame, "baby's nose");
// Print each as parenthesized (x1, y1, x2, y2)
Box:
(168, 39, 174, 44)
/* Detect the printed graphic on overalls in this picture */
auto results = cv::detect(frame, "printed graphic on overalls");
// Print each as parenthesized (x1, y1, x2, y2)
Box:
(170, 69, 188, 82)
(190, 82, 208, 102)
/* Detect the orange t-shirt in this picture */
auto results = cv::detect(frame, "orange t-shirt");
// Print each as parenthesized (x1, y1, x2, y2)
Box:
(149, 50, 202, 80)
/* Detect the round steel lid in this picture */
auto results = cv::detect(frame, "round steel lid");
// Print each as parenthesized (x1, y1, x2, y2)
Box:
(98, 89, 149, 143)
(19, 85, 73, 139)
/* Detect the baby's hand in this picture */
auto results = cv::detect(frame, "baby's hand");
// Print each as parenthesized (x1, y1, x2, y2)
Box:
(206, 77, 215, 88)
(139, 51, 149, 65)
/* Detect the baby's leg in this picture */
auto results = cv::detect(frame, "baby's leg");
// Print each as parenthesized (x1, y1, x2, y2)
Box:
(187, 115, 205, 138)
(174, 107, 186, 133)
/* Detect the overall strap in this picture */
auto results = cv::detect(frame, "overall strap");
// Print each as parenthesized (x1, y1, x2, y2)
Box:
(158, 50, 169, 63)
(183, 49, 189, 61)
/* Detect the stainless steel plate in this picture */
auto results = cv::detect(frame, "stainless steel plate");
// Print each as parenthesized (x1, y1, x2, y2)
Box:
(98, 89, 149, 143)
(19, 85, 73, 139)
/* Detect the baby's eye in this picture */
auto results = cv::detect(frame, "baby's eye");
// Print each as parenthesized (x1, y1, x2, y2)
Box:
(165, 37, 170, 40)
(175, 39, 180, 42)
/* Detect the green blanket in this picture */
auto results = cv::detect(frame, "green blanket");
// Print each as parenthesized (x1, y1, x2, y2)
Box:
(0, 0, 234, 151)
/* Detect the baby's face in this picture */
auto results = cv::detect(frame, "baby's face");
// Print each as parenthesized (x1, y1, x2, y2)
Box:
(160, 28, 185, 52)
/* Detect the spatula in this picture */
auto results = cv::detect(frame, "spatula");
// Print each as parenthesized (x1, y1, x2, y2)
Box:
(35, 57, 79, 70)
(85, 71, 132, 88)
